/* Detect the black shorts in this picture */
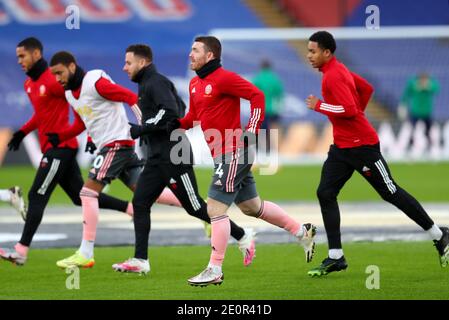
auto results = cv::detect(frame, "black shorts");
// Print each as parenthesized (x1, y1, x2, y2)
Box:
(208, 147, 258, 206)
(89, 144, 144, 186)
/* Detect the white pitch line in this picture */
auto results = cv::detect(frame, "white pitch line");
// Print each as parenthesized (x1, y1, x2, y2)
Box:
(0, 233, 67, 243)
(1, 203, 449, 230)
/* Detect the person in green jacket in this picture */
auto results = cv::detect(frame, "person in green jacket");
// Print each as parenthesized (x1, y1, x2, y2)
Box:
(252, 60, 284, 152)
(401, 73, 440, 145)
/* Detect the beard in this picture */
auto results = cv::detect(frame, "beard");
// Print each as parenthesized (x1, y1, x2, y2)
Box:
(63, 72, 74, 90)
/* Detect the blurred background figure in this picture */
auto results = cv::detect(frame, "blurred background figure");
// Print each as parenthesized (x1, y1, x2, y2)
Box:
(399, 72, 440, 148)
(252, 59, 284, 153)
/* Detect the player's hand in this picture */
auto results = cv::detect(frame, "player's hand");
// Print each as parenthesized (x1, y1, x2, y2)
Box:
(166, 119, 180, 134)
(46, 133, 60, 148)
(306, 95, 319, 110)
(7, 130, 25, 151)
(129, 122, 143, 139)
(85, 141, 97, 154)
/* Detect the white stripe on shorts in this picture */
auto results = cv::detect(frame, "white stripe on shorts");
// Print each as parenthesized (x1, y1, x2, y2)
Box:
(97, 145, 119, 180)
(226, 149, 241, 193)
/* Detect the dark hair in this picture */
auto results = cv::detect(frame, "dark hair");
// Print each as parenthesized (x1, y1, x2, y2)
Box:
(17, 37, 43, 53)
(126, 44, 153, 62)
(261, 59, 271, 69)
(50, 51, 76, 66)
(194, 36, 221, 59)
(309, 31, 336, 54)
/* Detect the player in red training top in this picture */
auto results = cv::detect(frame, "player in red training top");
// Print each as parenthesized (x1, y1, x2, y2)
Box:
(0, 38, 132, 266)
(168, 36, 317, 287)
(48, 50, 196, 269)
(305, 31, 449, 276)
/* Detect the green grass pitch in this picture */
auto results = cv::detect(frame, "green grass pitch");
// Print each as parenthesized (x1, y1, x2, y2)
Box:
(0, 163, 448, 300)
(0, 242, 448, 300)
(1, 162, 448, 204)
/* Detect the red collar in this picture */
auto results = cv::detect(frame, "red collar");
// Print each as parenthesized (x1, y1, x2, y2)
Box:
(319, 56, 337, 73)
(72, 87, 81, 99)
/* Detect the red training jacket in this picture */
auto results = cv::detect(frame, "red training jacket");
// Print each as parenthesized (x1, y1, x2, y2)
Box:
(21, 68, 78, 153)
(179, 67, 265, 158)
(314, 56, 379, 148)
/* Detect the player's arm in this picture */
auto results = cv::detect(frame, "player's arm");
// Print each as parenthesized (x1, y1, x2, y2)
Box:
(9, 78, 44, 151)
(84, 135, 97, 154)
(48, 108, 86, 141)
(144, 80, 179, 130)
(431, 79, 440, 94)
(8, 113, 39, 151)
(46, 108, 86, 148)
(95, 77, 141, 123)
(220, 72, 265, 134)
(274, 78, 284, 103)
(61, 109, 86, 141)
(351, 72, 373, 111)
(129, 79, 180, 139)
(178, 92, 197, 130)
(309, 74, 358, 118)
(19, 113, 39, 135)
(400, 79, 413, 106)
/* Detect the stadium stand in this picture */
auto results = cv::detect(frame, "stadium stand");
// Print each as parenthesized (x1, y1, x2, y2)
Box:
(0, 0, 447, 163)
(276, 0, 449, 119)
(0, 0, 266, 129)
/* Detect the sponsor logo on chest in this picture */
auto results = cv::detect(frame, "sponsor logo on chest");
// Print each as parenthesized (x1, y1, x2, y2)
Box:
(76, 105, 94, 120)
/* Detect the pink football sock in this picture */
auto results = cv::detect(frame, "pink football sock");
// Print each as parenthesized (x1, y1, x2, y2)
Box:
(126, 202, 134, 217)
(156, 188, 181, 207)
(15, 243, 29, 257)
(209, 215, 231, 267)
(80, 187, 99, 241)
(258, 201, 301, 236)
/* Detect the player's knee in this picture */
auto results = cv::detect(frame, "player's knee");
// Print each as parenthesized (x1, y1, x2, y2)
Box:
(72, 197, 82, 207)
(27, 190, 35, 201)
(79, 188, 98, 204)
(241, 206, 258, 217)
(317, 187, 337, 202)
(379, 190, 397, 203)
(25, 196, 45, 220)
(132, 199, 151, 215)
(28, 189, 42, 203)
(239, 203, 259, 217)
(186, 206, 203, 219)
